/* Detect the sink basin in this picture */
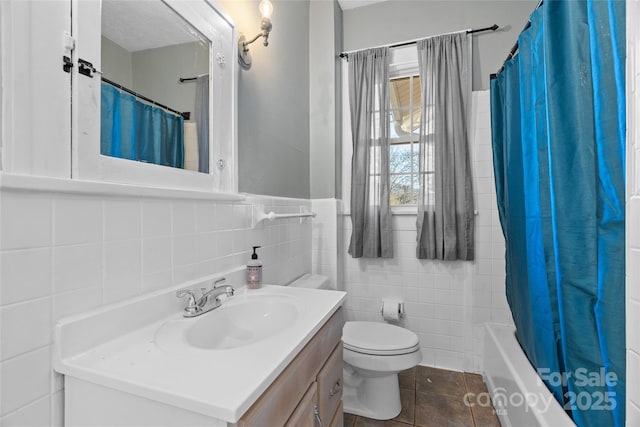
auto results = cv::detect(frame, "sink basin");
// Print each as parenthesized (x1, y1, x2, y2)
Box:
(154, 293, 299, 351)
(55, 282, 346, 423)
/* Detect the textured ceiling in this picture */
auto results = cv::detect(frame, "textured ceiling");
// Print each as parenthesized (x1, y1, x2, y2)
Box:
(337, 0, 388, 10)
(102, 0, 204, 52)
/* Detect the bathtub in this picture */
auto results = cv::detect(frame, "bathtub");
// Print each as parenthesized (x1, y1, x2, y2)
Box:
(483, 323, 575, 427)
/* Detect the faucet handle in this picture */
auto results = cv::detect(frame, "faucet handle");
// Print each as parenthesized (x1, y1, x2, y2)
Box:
(176, 289, 199, 314)
(213, 277, 227, 288)
(176, 289, 196, 299)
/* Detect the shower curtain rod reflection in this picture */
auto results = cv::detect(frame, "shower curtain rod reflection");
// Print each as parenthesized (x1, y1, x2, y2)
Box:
(179, 73, 209, 83)
(339, 24, 499, 59)
(101, 77, 190, 120)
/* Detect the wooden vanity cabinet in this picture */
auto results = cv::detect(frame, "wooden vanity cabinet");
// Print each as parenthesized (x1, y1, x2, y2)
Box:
(235, 308, 344, 427)
(329, 402, 344, 427)
(317, 344, 343, 423)
(284, 382, 318, 427)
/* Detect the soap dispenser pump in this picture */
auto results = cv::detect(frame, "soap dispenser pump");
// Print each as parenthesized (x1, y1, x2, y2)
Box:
(247, 246, 262, 289)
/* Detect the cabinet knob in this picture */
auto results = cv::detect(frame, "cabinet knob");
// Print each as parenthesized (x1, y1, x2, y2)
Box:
(313, 404, 323, 427)
(329, 379, 342, 398)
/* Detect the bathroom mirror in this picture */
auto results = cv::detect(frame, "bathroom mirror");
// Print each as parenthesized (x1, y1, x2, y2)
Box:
(73, 0, 237, 193)
(100, 0, 210, 173)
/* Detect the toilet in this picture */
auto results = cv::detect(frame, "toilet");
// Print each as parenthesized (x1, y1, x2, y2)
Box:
(288, 274, 422, 420)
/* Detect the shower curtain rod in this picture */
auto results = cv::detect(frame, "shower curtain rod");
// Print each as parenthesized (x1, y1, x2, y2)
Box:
(102, 77, 190, 120)
(491, 0, 544, 78)
(339, 24, 499, 59)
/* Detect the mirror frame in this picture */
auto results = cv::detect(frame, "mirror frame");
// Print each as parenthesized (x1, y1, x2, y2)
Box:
(72, 0, 237, 194)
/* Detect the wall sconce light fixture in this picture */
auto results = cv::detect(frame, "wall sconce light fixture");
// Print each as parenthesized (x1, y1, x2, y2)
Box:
(238, 0, 273, 70)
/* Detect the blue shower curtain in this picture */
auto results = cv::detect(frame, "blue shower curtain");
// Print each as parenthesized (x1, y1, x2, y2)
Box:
(490, 1, 625, 426)
(101, 83, 184, 169)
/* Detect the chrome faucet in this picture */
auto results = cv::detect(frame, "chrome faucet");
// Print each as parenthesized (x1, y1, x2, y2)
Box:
(176, 278, 235, 318)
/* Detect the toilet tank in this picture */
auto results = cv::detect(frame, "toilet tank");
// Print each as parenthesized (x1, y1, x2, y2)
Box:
(288, 274, 333, 290)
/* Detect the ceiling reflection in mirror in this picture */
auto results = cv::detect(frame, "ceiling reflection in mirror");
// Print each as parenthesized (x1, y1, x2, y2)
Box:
(101, 0, 211, 173)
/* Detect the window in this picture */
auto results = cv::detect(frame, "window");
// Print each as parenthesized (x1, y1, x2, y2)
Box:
(389, 74, 422, 206)
(340, 48, 432, 212)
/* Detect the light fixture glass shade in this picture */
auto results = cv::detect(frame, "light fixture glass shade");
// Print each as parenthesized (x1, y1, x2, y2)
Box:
(259, 0, 273, 19)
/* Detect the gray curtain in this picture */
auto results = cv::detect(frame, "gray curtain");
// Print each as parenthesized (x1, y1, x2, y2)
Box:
(416, 33, 474, 260)
(348, 47, 393, 258)
(195, 75, 209, 173)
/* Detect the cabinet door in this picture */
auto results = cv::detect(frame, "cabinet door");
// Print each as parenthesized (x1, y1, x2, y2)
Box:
(329, 401, 344, 427)
(237, 309, 343, 427)
(317, 343, 343, 424)
(0, 0, 72, 177)
(71, 0, 237, 192)
(285, 382, 318, 427)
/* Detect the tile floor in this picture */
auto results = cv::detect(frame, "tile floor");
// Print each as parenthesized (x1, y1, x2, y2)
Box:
(343, 366, 501, 427)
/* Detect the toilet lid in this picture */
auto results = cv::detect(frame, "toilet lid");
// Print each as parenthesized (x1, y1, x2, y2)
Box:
(343, 321, 420, 355)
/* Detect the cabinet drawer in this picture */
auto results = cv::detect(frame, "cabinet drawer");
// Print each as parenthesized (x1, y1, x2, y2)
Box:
(236, 308, 344, 427)
(329, 401, 343, 427)
(317, 343, 343, 425)
(285, 382, 317, 427)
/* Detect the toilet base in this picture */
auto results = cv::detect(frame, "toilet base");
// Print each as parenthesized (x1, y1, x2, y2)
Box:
(343, 369, 402, 420)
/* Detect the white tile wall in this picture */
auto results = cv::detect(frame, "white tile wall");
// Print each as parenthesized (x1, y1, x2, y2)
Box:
(311, 199, 343, 290)
(0, 185, 311, 424)
(337, 91, 511, 373)
(628, 1, 640, 423)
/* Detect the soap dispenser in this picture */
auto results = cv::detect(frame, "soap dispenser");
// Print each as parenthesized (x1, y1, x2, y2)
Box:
(247, 246, 262, 289)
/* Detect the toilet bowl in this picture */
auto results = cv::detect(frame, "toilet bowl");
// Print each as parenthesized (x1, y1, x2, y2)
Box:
(288, 274, 422, 420)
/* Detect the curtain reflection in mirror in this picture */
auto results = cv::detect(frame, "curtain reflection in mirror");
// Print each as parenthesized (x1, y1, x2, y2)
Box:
(100, 83, 185, 168)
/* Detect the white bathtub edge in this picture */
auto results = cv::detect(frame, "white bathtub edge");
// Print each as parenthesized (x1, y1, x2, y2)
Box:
(482, 323, 575, 427)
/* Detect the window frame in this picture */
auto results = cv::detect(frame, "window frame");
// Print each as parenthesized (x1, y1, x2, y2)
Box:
(388, 62, 421, 208)
(340, 46, 426, 215)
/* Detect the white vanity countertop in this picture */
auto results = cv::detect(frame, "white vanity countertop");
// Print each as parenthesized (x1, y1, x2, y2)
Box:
(54, 284, 346, 423)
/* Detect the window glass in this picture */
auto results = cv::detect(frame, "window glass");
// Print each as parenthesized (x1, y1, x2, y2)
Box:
(389, 74, 424, 206)
(390, 143, 412, 173)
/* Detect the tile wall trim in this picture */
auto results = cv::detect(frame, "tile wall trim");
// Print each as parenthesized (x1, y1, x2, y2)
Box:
(0, 173, 244, 202)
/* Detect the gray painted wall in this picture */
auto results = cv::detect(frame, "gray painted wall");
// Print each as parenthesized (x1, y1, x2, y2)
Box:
(334, 3, 343, 200)
(309, 1, 343, 199)
(101, 37, 133, 88)
(101, 39, 208, 116)
(212, 0, 534, 199)
(342, 0, 538, 90)
(219, 0, 311, 199)
(131, 42, 208, 114)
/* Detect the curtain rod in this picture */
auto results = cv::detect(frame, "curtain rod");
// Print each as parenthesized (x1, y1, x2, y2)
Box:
(179, 73, 208, 83)
(102, 77, 190, 120)
(491, 0, 544, 79)
(339, 24, 499, 60)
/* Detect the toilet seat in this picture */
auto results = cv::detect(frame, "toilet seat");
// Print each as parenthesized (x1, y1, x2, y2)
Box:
(343, 321, 420, 356)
